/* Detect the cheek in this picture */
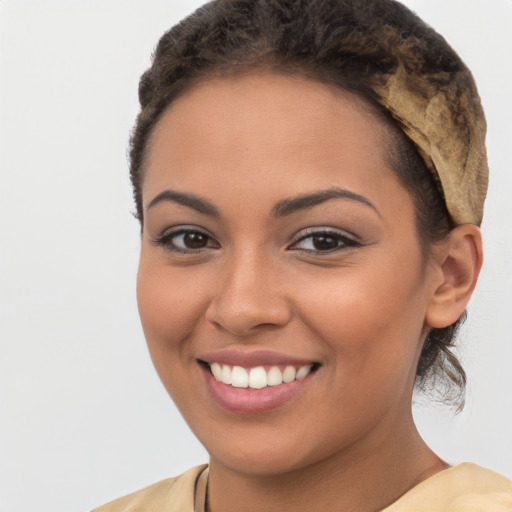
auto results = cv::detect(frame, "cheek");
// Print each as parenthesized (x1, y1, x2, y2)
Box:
(297, 272, 426, 434)
(295, 258, 428, 379)
(136, 256, 209, 358)
(136, 257, 214, 415)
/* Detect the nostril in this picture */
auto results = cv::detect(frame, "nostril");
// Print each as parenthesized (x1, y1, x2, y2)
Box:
(205, 299, 293, 336)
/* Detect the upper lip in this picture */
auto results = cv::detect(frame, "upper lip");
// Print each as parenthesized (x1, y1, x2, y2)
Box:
(198, 348, 319, 368)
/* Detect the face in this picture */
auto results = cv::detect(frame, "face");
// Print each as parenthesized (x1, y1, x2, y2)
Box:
(137, 73, 440, 476)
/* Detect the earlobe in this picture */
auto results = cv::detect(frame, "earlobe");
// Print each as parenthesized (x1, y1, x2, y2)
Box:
(425, 224, 483, 329)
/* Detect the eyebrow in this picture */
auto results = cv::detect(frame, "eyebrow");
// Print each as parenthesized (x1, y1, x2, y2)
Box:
(146, 186, 379, 219)
(147, 189, 221, 217)
(272, 187, 380, 217)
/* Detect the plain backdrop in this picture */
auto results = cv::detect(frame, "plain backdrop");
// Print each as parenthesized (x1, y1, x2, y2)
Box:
(1, 1, 511, 511)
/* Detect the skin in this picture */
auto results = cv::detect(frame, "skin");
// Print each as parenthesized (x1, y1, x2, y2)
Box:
(137, 73, 482, 512)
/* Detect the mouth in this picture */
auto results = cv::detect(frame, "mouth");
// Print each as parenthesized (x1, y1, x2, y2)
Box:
(197, 349, 321, 414)
(199, 361, 320, 390)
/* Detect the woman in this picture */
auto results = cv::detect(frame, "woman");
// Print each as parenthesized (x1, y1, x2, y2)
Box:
(94, 0, 512, 510)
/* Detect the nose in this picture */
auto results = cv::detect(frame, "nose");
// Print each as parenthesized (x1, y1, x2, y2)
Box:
(205, 249, 292, 337)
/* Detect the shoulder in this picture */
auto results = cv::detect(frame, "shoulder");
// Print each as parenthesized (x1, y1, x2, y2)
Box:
(383, 463, 512, 511)
(91, 464, 207, 512)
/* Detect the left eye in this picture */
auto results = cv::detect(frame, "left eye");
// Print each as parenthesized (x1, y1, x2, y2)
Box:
(153, 228, 219, 252)
(173, 231, 211, 250)
(290, 231, 358, 253)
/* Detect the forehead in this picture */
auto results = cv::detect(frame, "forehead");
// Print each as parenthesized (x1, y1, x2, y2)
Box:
(143, 72, 406, 215)
(148, 72, 386, 155)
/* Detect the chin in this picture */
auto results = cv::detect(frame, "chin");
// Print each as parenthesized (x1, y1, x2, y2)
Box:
(209, 446, 313, 477)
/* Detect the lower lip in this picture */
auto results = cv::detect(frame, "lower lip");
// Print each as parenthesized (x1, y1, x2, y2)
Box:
(201, 366, 314, 415)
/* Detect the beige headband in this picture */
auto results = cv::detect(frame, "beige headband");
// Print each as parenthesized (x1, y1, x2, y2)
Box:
(375, 64, 488, 225)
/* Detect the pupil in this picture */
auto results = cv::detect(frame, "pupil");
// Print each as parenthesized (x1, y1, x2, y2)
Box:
(184, 232, 208, 248)
(313, 235, 338, 251)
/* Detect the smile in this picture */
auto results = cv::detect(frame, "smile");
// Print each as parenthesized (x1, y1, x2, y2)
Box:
(198, 351, 320, 413)
(209, 363, 315, 389)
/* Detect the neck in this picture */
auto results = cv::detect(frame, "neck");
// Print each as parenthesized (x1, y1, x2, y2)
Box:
(206, 413, 447, 512)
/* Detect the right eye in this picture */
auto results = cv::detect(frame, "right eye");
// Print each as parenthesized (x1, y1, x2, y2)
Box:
(153, 228, 220, 253)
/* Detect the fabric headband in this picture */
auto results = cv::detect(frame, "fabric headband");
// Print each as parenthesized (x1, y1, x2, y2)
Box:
(374, 58, 488, 226)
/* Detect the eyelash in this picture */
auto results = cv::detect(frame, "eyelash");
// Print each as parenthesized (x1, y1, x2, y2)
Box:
(152, 227, 219, 254)
(289, 228, 360, 254)
(152, 227, 360, 255)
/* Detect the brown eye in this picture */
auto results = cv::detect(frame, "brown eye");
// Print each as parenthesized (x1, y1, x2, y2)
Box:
(311, 235, 340, 251)
(153, 228, 220, 253)
(290, 229, 359, 253)
(182, 232, 209, 249)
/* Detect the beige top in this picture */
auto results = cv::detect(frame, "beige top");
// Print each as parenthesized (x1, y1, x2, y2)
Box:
(92, 463, 512, 511)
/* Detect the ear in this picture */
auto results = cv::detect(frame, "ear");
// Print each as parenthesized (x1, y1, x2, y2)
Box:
(425, 224, 483, 329)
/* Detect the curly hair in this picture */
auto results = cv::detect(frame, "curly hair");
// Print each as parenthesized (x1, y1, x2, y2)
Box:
(130, 0, 477, 409)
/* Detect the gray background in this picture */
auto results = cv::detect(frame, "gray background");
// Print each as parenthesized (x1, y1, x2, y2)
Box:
(1, 1, 511, 511)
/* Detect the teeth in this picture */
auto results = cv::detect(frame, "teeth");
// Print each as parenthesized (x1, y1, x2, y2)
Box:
(282, 365, 296, 383)
(267, 366, 283, 386)
(296, 364, 312, 380)
(211, 362, 222, 381)
(249, 367, 267, 389)
(221, 364, 232, 385)
(210, 363, 315, 389)
(231, 366, 249, 388)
